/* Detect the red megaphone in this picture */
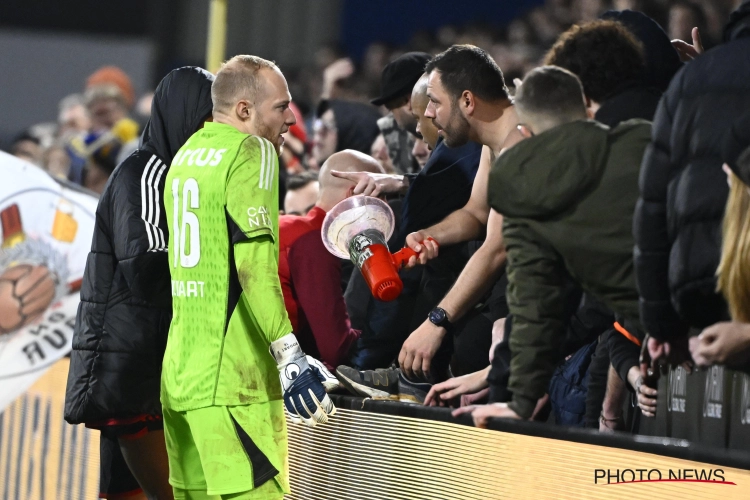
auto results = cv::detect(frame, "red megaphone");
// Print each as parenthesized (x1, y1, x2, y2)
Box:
(349, 229, 431, 301)
(320, 196, 437, 301)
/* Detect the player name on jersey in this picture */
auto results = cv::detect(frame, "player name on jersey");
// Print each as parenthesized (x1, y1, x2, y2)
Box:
(171, 279, 205, 298)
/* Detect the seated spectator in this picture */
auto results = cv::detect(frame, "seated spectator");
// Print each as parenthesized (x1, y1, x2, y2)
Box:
(310, 99, 381, 170)
(370, 52, 432, 174)
(459, 66, 652, 425)
(284, 171, 319, 215)
(278, 149, 384, 370)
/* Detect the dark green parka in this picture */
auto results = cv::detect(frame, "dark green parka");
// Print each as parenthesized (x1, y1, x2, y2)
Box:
(488, 119, 651, 419)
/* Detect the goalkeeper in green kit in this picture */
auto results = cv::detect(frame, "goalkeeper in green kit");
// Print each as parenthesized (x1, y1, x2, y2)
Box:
(162, 55, 337, 500)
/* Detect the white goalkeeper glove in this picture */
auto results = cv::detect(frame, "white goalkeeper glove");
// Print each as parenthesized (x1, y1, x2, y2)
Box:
(270, 333, 337, 425)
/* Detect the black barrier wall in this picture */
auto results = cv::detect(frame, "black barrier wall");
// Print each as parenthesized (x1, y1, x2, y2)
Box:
(640, 366, 750, 451)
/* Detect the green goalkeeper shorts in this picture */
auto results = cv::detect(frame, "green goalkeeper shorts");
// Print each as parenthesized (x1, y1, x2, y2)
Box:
(163, 401, 290, 497)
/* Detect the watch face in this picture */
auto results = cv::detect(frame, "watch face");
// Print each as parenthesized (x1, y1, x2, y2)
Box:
(429, 308, 446, 325)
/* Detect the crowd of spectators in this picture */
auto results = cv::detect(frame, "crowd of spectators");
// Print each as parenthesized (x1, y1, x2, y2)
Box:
(8, 65, 150, 193)
(8, 0, 750, 446)
(11, 0, 739, 191)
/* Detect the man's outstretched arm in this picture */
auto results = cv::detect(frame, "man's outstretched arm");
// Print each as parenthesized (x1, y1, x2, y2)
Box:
(399, 209, 506, 380)
(404, 146, 493, 265)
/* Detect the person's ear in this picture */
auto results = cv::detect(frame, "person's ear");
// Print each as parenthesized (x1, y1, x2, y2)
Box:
(518, 125, 534, 138)
(461, 91, 475, 116)
(722, 163, 733, 188)
(236, 99, 252, 120)
(584, 96, 596, 119)
(346, 185, 355, 198)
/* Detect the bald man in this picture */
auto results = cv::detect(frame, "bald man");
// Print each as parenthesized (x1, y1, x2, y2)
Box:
(278, 150, 384, 370)
(411, 74, 439, 151)
(162, 55, 337, 500)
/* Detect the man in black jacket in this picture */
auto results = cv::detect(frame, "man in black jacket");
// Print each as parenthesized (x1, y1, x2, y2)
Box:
(64, 67, 214, 500)
(635, 1, 750, 366)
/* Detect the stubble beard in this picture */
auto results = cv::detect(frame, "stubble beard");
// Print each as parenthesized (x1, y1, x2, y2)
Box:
(256, 118, 283, 156)
(442, 107, 471, 148)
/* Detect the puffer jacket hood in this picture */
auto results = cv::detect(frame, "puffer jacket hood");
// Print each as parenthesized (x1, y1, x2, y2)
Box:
(489, 120, 610, 219)
(141, 66, 214, 164)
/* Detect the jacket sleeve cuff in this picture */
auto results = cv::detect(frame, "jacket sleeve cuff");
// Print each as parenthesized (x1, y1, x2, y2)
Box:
(508, 394, 536, 420)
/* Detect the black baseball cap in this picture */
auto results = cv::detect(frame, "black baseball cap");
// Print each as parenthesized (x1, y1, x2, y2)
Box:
(370, 52, 432, 107)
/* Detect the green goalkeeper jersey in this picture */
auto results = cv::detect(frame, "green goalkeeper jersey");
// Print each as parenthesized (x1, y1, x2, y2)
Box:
(162, 121, 292, 411)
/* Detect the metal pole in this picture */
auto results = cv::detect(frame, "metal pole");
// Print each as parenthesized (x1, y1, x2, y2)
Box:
(206, 0, 228, 73)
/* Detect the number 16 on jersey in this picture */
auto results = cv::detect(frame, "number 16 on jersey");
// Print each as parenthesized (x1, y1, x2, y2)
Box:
(171, 178, 201, 268)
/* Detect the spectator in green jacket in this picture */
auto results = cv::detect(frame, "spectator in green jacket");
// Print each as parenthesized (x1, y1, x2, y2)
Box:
(458, 66, 653, 424)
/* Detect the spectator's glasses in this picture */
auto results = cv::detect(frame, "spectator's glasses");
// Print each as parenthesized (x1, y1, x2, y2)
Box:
(313, 119, 336, 136)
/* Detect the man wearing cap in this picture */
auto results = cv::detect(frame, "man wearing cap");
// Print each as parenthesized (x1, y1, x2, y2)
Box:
(370, 52, 432, 174)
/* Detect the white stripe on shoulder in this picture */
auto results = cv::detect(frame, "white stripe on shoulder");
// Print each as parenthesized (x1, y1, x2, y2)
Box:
(257, 136, 266, 190)
(152, 161, 169, 250)
(145, 159, 160, 224)
(140, 155, 158, 251)
(145, 159, 162, 251)
(266, 139, 275, 191)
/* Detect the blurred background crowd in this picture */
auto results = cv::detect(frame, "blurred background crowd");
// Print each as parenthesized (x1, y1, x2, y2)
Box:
(2, 0, 739, 192)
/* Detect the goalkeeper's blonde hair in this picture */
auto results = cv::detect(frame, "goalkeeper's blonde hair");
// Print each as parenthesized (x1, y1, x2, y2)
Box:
(717, 171, 750, 322)
(211, 55, 279, 114)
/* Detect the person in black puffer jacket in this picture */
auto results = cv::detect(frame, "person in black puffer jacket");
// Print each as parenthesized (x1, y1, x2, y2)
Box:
(64, 66, 214, 500)
(635, 2, 750, 358)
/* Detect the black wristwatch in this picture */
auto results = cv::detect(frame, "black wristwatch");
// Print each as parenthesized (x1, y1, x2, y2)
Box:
(428, 307, 452, 329)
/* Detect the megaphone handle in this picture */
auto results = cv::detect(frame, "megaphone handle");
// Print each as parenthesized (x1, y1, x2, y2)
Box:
(391, 237, 438, 268)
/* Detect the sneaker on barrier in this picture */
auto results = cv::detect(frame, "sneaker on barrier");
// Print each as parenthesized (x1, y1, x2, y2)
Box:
(335, 366, 431, 404)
